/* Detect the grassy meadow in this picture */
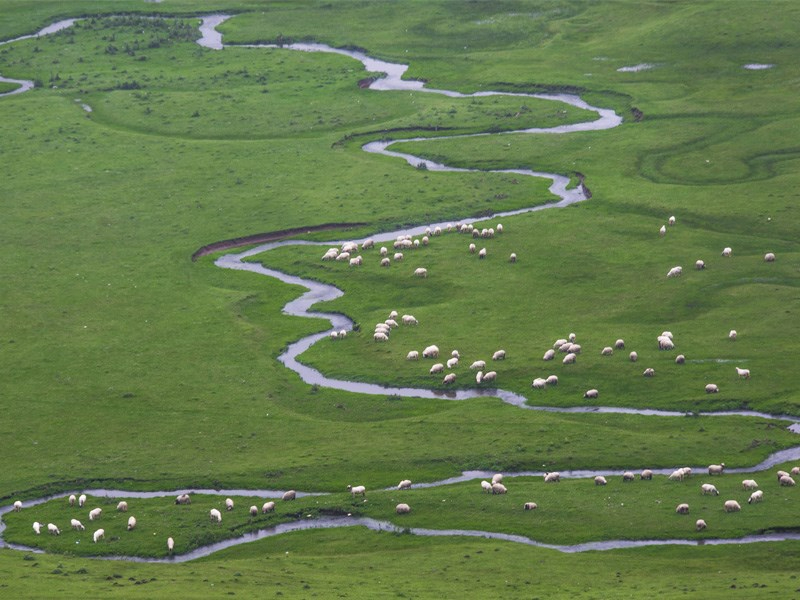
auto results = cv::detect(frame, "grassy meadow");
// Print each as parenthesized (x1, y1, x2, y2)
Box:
(1, 0, 799, 597)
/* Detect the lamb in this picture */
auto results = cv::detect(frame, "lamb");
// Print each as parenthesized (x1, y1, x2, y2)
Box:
(480, 371, 497, 383)
(523, 502, 538, 510)
(175, 493, 191, 505)
(481, 480, 492, 493)
(722, 247, 732, 257)
(748, 490, 764, 504)
(398, 479, 412, 490)
(423, 345, 439, 358)
(643, 368, 655, 377)
(601, 346, 614, 356)
(509, 253, 517, 263)
(47, 523, 60, 535)
(402, 315, 418, 325)
(167, 537, 175, 553)
(675, 503, 690, 514)
(491, 483, 507, 494)
(33, 522, 42, 535)
(262, 501, 276, 513)
(492, 350, 506, 361)
(347, 485, 366, 498)
(640, 469, 653, 480)
(79, 494, 87, 507)
(614, 339, 625, 350)
(395, 503, 411, 514)
(629, 351, 638, 362)
(701, 483, 719, 496)
(779, 475, 796, 487)
(13, 500, 22, 512)
(543, 349, 555, 361)
(406, 350, 419, 361)
(430, 363, 445, 375)
(210, 508, 223, 523)
(562, 352, 577, 365)
(446, 357, 459, 369)
(622, 471, 635, 482)
(470, 360, 486, 370)
(696, 519, 707, 531)
(127, 516, 137, 530)
(742, 479, 759, 490)
(69, 495, 76, 507)
(478, 248, 487, 259)
(442, 373, 457, 385)
(93, 528, 105, 543)
(89, 508, 102, 521)
(735, 367, 750, 379)
(583, 388, 599, 399)
(532, 378, 547, 389)
(708, 463, 725, 475)
(764, 252, 776, 262)
(695, 259, 705, 270)
(546, 375, 559, 386)
(70, 518, 85, 531)
(117, 501, 128, 512)
(414, 267, 428, 278)
(705, 383, 719, 394)
(544, 472, 560, 483)
(594, 475, 607, 486)
(724, 500, 741, 512)
(675, 354, 685, 364)
(728, 329, 737, 341)
(667, 266, 683, 278)
(491, 474, 503, 484)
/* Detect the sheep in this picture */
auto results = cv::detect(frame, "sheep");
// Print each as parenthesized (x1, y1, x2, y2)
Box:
(724, 500, 741, 512)
(13, 500, 22, 512)
(341, 242, 358, 254)
(349, 256, 362, 267)
(117, 501, 128, 512)
(701, 483, 719, 496)
(764, 252, 776, 262)
(600, 346, 613, 356)
(385, 319, 399, 329)
(283, 490, 297, 501)
(70, 518, 85, 531)
(776, 470, 789, 480)
(792, 467, 800, 476)
(380, 257, 390, 267)
(779, 475, 796, 487)
(629, 351, 638, 362)
(478, 248, 487, 259)
(553, 338, 568, 349)
(47, 523, 60, 535)
(695, 259, 705, 270)
(224, 498, 234, 512)
(472, 229, 481, 238)
(669, 469, 686, 481)
(722, 247, 732, 257)
(330, 330, 341, 340)
(742, 479, 759, 490)
(748, 490, 764, 504)
(622, 471, 635, 482)
(398, 479, 412, 490)
(562, 352, 577, 365)
(69, 494, 76, 507)
(92, 528, 105, 543)
(433, 226, 442, 236)
(167, 537, 175, 553)
(430, 363, 444, 375)
(675, 503, 690, 514)
(681, 467, 693, 478)
(658, 336, 675, 350)
(668, 215, 676, 226)
(568, 333, 577, 343)
(33, 521, 42, 535)
(543, 349, 555, 361)
(675, 354, 685, 364)
(446, 357, 459, 369)
(614, 339, 625, 350)
(210, 508, 223, 523)
(175, 493, 191, 505)
(127, 516, 137, 531)
(594, 475, 607, 486)
(696, 519, 707, 531)
(379, 246, 388, 257)
(544, 472, 560, 483)
(361, 239, 375, 250)
(423, 345, 439, 358)
(491, 474, 503, 484)
(659, 225, 666, 236)
(89, 508, 102, 521)
(558, 342, 573, 353)
(532, 378, 547, 389)
(491, 483, 507, 495)
(393, 252, 404, 261)
(480, 480, 492, 493)
(347, 485, 366, 498)
(414, 267, 428, 278)
(470, 360, 486, 370)
(509, 253, 517, 263)
(640, 469, 653, 480)
(422, 236, 429, 246)
(735, 367, 750, 379)
(469, 243, 476, 254)
(480, 371, 497, 383)
(374, 332, 389, 342)
(708, 463, 725, 475)
(395, 503, 411, 514)
(568, 343, 582, 354)
(412, 239, 420, 249)
(492, 350, 506, 361)
(335, 252, 351, 262)
(322, 249, 338, 261)
(262, 501, 276, 513)
(667, 266, 683, 278)
(79, 494, 86, 508)
(584, 388, 599, 399)
(523, 502, 538, 510)
(643, 368, 655, 377)
(402, 314, 418, 326)
(405, 350, 420, 361)
(705, 383, 719, 394)
(451, 350, 460, 359)
(661, 331, 674, 340)
(442, 373, 457, 385)
(546, 375, 559, 386)
(728, 329, 737, 341)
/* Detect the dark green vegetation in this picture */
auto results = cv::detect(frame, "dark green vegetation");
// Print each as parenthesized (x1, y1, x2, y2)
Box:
(1, 0, 799, 597)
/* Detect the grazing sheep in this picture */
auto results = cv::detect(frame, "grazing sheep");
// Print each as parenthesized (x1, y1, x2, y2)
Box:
(225, 498, 234, 511)
(568, 343, 582, 354)
(406, 350, 419, 361)
(430, 363, 444, 375)
(708, 464, 726, 475)
(478, 248, 487, 259)
(667, 266, 683, 278)
(643, 368, 655, 377)
(167, 537, 175, 553)
(735, 367, 750, 379)
(491, 483, 507, 495)
(563, 352, 577, 365)
(523, 502, 538, 510)
(69, 494, 76, 507)
(629, 351, 638, 362)
(470, 360, 486, 370)
(696, 519, 707, 531)
(792, 466, 800, 476)
(491, 474, 503, 484)
(395, 503, 411, 514)
(446, 357, 459, 369)
(614, 339, 625, 350)
(70, 519, 85, 531)
(568, 333, 577, 343)
(398, 479, 412, 490)
(433, 226, 442, 236)
(675, 354, 685, 364)
(422, 236, 429, 246)
(379, 246, 388, 257)
(544, 472, 560, 483)
(330, 330, 341, 340)
(558, 342, 572, 353)
(675, 503, 690, 514)
(764, 252, 776, 262)
(584, 388, 599, 399)
(476, 371, 483, 385)
(546, 375, 559, 386)
(244, 505, 256, 517)
(402, 314, 418, 326)
(380, 257, 390, 267)
(469, 243, 476, 254)
(705, 383, 719, 394)
(79, 494, 87, 508)
(659, 225, 666, 236)
(728, 329, 737, 341)
(776, 470, 789, 480)
(481, 480, 492, 493)
(385, 319, 399, 329)
(532, 378, 547, 389)
(553, 338, 568, 349)
(641, 469, 653, 480)
(543, 349, 555, 361)
(117, 501, 128, 512)
(422, 345, 439, 359)
(481, 371, 497, 383)
(601, 346, 614, 356)
(669, 469, 686, 481)
(724, 500, 741, 512)
(509, 253, 517, 263)
(13, 500, 22, 512)
(779, 475, 796, 487)
(496, 224, 504, 233)
(347, 485, 367, 498)
(342, 242, 358, 253)
(695, 259, 705, 270)
(374, 332, 389, 342)
(33, 522, 42, 535)
(451, 350, 460, 359)
(47, 523, 60, 535)
(658, 336, 675, 350)
(93, 528, 105, 543)
(748, 490, 764, 504)
(127, 516, 137, 531)
(175, 493, 191, 505)
(701, 483, 719, 496)
(414, 267, 428, 278)
(349, 256, 362, 267)
(210, 508, 223, 523)
(668, 215, 676, 226)
(722, 247, 732, 257)
(393, 252, 404, 261)
(594, 475, 607, 486)
(442, 373, 457, 385)
(681, 467, 693, 478)
(335, 252, 351, 262)
(262, 501, 276, 513)
(89, 508, 102, 521)
(622, 471, 635, 482)
(742, 479, 759, 490)
(661, 331, 673, 340)
(492, 350, 506, 361)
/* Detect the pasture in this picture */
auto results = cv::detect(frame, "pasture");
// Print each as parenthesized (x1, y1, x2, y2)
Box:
(0, 0, 798, 597)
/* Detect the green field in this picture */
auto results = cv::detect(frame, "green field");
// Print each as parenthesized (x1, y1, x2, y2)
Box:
(1, 0, 799, 597)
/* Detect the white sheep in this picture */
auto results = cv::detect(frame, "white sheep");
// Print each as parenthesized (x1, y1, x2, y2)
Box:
(568, 333, 577, 343)
(696, 519, 707, 531)
(669, 469, 685, 481)
(349, 256, 362, 267)
(79, 494, 87, 508)
(496, 223, 504, 233)
(675, 503, 690, 514)
(543, 349, 555, 361)
(406, 350, 419, 360)
(553, 338, 568, 349)
(481, 371, 497, 383)
(446, 357, 459, 369)
(70, 518, 85, 531)
(568, 343, 582, 354)
(705, 383, 719, 394)
(531, 378, 547, 389)
(478, 248, 487, 259)
(546, 375, 559, 386)
(89, 508, 102, 521)
(33, 521, 42, 535)
(167, 537, 175, 553)
(491, 483, 507, 494)
(523, 502, 538, 510)
(442, 373, 457, 385)
(668, 215, 676, 226)
(675, 354, 686, 364)
(402, 314, 418, 325)
(659, 225, 666, 236)
(667, 266, 683, 278)
(622, 471, 635, 482)
(362, 239, 374, 250)
(735, 367, 750, 379)
(492, 350, 506, 361)
(764, 252, 776, 262)
(741, 479, 759, 490)
(470, 360, 486, 370)
(93, 528, 105, 543)
(347, 485, 366, 498)
(117, 501, 128, 512)
(695, 259, 705, 270)
(469, 243, 476, 253)
(701, 483, 719, 496)
(748, 490, 764, 504)
(451, 350, 460, 359)
(562, 352, 577, 365)
(175, 493, 191, 505)
(594, 475, 607, 486)
(722, 247, 732, 257)
(393, 252, 404, 261)
(379, 246, 388, 257)
(413, 239, 420, 248)
(127, 516, 137, 530)
(395, 503, 411, 514)
(262, 501, 276, 513)
(342, 242, 358, 253)
(69, 494, 76, 507)
(335, 252, 351, 262)
(776, 470, 789, 480)
(385, 319, 399, 329)
(47, 523, 60, 535)
(544, 472, 560, 483)
(422, 236, 429, 246)
(414, 267, 428, 278)
(728, 329, 737, 341)
(430, 363, 444, 374)
(433, 226, 442, 236)
(480, 480, 492, 493)
(708, 463, 725, 475)
(724, 500, 741, 512)
(509, 253, 517, 263)
(398, 479, 412, 490)
(491, 473, 503, 485)
(380, 257, 390, 267)
(643, 368, 655, 377)
(779, 475, 796, 487)
(641, 469, 653, 480)
(601, 346, 614, 356)
(658, 336, 675, 350)
(792, 466, 800, 476)
(374, 332, 389, 342)
(614, 339, 625, 350)
(629, 351, 638, 362)
(210, 508, 223, 522)
(422, 345, 439, 358)
(584, 388, 599, 399)
(661, 331, 674, 340)
(13, 500, 22, 512)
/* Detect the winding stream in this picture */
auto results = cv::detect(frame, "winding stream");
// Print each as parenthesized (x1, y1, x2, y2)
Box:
(2, 14, 799, 561)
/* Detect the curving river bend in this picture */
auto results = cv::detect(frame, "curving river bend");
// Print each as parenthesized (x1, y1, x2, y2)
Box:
(2, 14, 799, 561)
